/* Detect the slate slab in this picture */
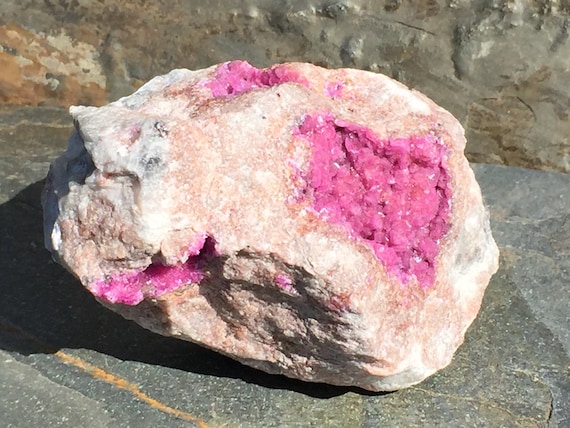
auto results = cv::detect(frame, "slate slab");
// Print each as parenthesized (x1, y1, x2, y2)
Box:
(0, 105, 568, 427)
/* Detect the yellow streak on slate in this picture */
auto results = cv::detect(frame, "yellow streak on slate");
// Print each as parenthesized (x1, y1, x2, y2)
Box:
(54, 350, 211, 428)
(1, 323, 210, 428)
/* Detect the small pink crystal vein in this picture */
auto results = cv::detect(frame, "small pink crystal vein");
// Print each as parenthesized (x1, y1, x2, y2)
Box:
(294, 113, 452, 288)
(90, 237, 213, 305)
(325, 81, 343, 98)
(206, 60, 308, 97)
(90, 260, 205, 305)
(274, 272, 298, 295)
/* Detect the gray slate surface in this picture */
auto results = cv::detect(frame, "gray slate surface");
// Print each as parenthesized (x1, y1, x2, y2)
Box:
(1, 105, 569, 427)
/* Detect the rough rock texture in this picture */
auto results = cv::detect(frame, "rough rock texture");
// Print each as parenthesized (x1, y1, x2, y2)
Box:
(0, 23, 107, 106)
(2, 1, 570, 172)
(43, 61, 499, 391)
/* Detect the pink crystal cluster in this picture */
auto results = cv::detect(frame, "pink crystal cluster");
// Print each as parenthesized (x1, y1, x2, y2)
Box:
(206, 60, 308, 97)
(89, 237, 216, 305)
(90, 262, 205, 305)
(295, 114, 451, 288)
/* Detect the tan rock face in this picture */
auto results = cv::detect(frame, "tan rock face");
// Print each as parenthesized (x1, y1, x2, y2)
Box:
(43, 61, 499, 391)
(0, 24, 107, 106)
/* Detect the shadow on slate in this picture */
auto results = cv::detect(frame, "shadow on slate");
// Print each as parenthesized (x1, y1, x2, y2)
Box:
(0, 179, 381, 399)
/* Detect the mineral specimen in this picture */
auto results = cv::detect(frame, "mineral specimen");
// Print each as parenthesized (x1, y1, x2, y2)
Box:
(43, 60, 499, 391)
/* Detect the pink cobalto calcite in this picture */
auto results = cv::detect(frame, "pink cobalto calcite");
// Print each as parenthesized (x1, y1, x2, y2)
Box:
(43, 61, 499, 391)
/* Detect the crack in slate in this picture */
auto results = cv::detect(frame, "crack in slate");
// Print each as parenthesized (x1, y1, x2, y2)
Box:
(410, 386, 545, 426)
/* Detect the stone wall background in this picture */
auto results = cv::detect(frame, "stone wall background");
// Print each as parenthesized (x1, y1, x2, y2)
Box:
(1, 0, 569, 172)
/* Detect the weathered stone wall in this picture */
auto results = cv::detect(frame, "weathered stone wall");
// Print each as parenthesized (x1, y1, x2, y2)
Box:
(1, 0, 569, 172)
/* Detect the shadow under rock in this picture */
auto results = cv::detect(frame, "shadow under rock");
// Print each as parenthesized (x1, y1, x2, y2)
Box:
(0, 180, 377, 399)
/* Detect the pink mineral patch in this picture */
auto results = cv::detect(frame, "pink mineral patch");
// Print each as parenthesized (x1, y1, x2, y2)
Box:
(294, 113, 451, 288)
(206, 60, 309, 97)
(325, 81, 343, 99)
(89, 237, 216, 305)
(274, 272, 298, 295)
